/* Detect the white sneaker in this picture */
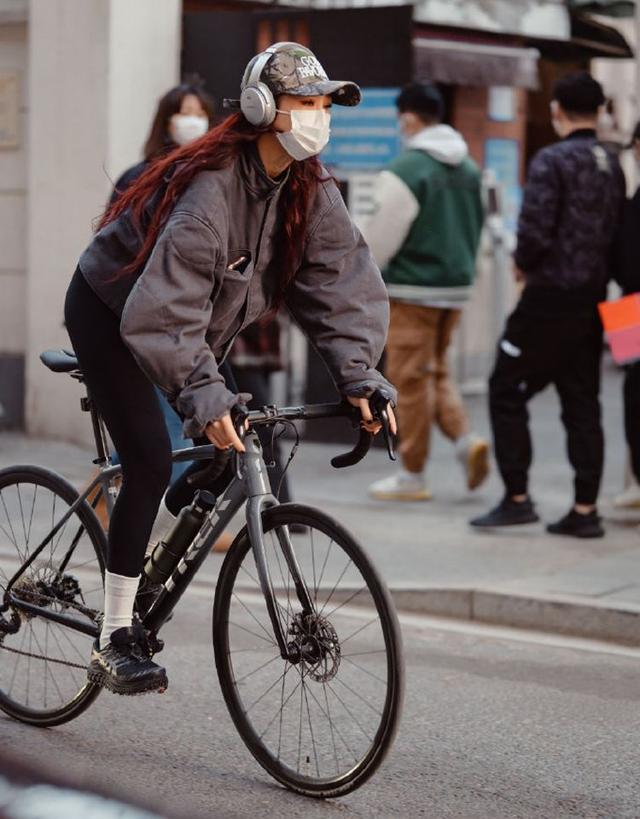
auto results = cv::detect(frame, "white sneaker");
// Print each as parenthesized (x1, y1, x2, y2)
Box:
(368, 470, 432, 501)
(613, 483, 640, 509)
(456, 435, 490, 491)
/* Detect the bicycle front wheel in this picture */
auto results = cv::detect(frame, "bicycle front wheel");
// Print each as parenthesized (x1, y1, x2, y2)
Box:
(0, 465, 106, 726)
(213, 503, 404, 798)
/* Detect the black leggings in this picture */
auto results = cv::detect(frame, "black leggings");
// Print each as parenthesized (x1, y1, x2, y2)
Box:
(65, 269, 233, 576)
(65, 269, 172, 576)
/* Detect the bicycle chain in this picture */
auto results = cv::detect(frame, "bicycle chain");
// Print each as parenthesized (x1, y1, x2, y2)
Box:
(0, 642, 87, 671)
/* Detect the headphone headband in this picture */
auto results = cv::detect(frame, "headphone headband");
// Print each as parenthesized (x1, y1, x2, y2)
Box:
(245, 44, 279, 92)
(240, 43, 283, 128)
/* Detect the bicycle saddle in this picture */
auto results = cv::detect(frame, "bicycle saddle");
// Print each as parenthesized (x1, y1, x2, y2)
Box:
(40, 349, 80, 373)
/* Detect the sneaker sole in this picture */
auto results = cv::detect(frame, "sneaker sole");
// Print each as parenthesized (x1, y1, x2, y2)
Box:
(470, 514, 540, 528)
(369, 489, 433, 502)
(546, 526, 604, 539)
(467, 441, 490, 491)
(87, 665, 168, 696)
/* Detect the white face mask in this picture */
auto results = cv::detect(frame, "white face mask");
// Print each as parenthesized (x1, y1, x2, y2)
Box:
(171, 114, 208, 146)
(275, 108, 331, 161)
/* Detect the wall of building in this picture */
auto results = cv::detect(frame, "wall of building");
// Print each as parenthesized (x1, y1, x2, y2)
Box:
(24, 0, 180, 447)
(0, 12, 27, 428)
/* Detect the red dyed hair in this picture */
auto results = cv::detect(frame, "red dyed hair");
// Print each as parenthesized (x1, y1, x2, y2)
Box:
(99, 113, 327, 299)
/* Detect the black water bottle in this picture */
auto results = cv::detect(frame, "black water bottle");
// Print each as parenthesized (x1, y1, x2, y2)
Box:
(145, 490, 216, 584)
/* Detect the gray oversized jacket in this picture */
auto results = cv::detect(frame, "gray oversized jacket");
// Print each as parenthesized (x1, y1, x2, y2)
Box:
(79, 146, 393, 437)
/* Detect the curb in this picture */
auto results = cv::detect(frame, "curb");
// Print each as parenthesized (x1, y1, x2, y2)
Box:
(387, 586, 640, 647)
(227, 581, 640, 647)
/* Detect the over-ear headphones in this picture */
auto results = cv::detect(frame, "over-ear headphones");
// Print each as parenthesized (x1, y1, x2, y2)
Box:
(239, 44, 281, 128)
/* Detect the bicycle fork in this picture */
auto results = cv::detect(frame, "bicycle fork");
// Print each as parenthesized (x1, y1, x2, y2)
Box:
(243, 437, 314, 662)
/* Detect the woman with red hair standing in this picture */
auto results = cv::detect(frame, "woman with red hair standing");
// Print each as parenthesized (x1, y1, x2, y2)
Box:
(64, 42, 396, 695)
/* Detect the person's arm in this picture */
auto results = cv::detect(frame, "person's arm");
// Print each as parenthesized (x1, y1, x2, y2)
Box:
(120, 211, 245, 438)
(360, 170, 419, 271)
(514, 150, 561, 275)
(285, 185, 396, 402)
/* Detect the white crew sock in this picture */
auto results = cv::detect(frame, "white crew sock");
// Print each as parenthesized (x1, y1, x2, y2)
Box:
(100, 570, 141, 649)
(146, 495, 177, 557)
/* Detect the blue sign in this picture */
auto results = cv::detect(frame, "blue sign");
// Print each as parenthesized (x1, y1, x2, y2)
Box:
(322, 88, 401, 171)
(484, 137, 522, 234)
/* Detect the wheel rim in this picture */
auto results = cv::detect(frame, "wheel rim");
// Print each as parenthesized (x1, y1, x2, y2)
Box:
(218, 511, 401, 790)
(0, 474, 104, 717)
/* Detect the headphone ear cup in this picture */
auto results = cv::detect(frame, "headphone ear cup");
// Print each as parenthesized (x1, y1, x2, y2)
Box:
(240, 83, 276, 128)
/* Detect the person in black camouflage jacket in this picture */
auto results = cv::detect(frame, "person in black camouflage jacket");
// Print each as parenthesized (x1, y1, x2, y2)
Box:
(471, 72, 625, 538)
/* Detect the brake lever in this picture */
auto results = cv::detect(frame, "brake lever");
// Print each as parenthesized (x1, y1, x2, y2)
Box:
(231, 403, 250, 480)
(369, 389, 397, 462)
(187, 403, 251, 489)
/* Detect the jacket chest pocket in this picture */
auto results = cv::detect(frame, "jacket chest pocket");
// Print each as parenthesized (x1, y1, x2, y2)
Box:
(212, 250, 254, 319)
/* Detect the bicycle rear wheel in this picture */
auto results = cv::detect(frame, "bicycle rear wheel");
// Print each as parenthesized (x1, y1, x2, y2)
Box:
(213, 503, 404, 798)
(0, 465, 106, 726)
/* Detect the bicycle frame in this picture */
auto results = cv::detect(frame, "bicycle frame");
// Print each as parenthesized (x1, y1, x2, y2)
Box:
(2, 432, 313, 661)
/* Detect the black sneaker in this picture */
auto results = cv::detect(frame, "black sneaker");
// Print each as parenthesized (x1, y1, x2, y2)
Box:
(88, 624, 168, 695)
(470, 496, 539, 528)
(546, 509, 604, 539)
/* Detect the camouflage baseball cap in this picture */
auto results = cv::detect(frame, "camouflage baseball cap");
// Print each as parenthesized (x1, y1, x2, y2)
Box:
(242, 42, 361, 107)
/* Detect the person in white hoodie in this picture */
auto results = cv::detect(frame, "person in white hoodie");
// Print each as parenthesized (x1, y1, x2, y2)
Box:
(363, 82, 488, 501)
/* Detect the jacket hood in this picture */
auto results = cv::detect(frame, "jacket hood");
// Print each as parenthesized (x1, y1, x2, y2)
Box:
(406, 124, 469, 166)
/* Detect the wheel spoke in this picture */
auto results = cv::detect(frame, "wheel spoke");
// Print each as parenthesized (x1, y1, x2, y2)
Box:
(231, 592, 278, 646)
(228, 619, 277, 647)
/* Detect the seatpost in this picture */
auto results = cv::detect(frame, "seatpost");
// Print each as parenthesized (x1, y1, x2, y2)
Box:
(81, 389, 110, 468)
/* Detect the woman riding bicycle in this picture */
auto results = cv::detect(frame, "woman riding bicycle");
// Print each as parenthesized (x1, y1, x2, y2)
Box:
(64, 42, 396, 695)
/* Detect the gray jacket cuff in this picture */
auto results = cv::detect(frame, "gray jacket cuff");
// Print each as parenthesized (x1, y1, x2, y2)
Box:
(341, 374, 397, 405)
(177, 385, 252, 438)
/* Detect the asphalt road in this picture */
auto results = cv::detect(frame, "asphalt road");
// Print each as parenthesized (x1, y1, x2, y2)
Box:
(1, 586, 639, 819)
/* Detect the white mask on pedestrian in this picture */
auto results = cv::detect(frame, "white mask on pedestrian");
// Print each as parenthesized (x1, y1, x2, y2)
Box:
(170, 114, 209, 146)
(275, 108, 331, 161)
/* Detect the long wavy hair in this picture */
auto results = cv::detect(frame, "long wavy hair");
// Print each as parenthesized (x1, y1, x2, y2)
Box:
(99, 113, 327, 300)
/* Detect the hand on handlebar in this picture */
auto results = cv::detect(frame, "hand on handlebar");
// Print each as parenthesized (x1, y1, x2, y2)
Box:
(204, 414, 246, 452)
(347, 396, 397, 437)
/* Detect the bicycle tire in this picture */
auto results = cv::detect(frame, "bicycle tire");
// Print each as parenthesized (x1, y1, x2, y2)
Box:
(0, 465, 106, 726)
(213, 503, 404, 798)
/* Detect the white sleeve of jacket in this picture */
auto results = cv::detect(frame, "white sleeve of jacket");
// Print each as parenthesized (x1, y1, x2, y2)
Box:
(361, 170, 420, 270)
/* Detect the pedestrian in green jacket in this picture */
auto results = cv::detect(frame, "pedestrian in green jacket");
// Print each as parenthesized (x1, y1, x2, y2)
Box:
(363, 82, 488, 501)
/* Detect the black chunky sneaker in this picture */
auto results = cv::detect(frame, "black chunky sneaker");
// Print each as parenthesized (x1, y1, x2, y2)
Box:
(470, 496, 539, 528)
(546, 508, 604, 539)
(88, 624, 168, 695)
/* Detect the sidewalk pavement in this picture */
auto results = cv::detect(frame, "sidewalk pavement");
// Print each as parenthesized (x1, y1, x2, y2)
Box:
(2, 360, 640, 645)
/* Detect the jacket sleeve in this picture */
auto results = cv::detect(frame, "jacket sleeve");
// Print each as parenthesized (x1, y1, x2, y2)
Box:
(120, 211, 242, 438)
(514, 150, 561, 275)
(285, 188, 396, 402)
(361, 170, 420, 271)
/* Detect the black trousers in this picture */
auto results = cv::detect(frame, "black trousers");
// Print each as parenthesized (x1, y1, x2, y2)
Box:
(624, 362, 640, 484)
(489, 291, 604, 506)
(64, 269, 232, 576)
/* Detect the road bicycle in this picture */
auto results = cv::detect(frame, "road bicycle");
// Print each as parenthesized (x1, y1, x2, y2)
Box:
(0, 349, 404, 798)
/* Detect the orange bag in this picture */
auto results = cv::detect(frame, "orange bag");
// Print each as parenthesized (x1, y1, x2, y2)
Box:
(598, 294, 640, 364)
